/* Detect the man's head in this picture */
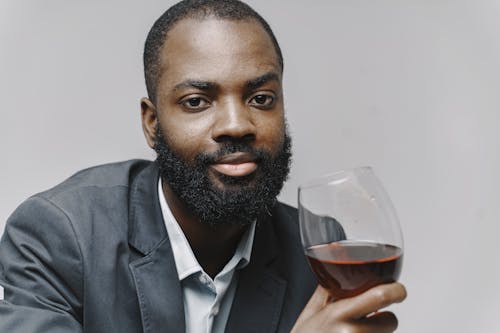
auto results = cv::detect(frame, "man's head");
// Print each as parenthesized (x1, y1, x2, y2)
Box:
(141, 0, 291, 226)
(143, 0, 284, 105)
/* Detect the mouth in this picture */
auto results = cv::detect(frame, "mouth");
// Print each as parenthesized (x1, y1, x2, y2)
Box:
(210, 152, 258, 177)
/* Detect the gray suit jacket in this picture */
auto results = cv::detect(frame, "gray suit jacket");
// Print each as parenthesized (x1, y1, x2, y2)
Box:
(0, 160, 316, 333)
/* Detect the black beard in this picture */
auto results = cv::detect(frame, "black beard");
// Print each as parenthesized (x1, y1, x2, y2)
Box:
(154, 127, 292, 227)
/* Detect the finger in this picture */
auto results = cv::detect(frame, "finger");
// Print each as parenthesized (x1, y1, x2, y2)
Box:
(329, 282, 407, 320)
(295, 285, 331, 324)
(357, 311, 399, 333)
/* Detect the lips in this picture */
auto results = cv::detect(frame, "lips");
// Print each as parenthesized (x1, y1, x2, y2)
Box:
(211, 152, 258, 177)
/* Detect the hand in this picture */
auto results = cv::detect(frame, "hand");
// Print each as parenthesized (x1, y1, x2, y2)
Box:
(291, 283, 407, 333)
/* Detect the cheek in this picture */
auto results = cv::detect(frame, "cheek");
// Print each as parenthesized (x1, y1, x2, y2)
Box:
(255, 113, 286, 149)
(159, 116, 210, 160)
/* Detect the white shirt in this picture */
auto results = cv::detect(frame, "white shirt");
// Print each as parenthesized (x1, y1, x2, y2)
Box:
(158, 179, 256, 333)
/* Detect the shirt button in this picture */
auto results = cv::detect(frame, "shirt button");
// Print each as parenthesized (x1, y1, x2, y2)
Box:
(211, 305, 220, 316)
(199, 274, 210, 285)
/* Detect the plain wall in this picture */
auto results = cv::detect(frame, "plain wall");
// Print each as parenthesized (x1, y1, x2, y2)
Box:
(1, 1, 499, 332)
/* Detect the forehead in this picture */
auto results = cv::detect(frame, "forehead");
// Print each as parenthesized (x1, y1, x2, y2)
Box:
(158, 18, 281, 88)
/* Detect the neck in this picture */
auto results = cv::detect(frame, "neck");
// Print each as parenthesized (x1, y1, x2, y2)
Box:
(162, 182, 249, 278)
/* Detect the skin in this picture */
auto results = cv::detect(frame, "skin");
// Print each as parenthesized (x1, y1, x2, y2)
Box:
(141, 17, 407, 332)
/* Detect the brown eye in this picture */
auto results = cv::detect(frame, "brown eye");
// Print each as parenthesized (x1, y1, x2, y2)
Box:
(250, 94, 275, 108)
(180, 96, 210, 111)
(187, 98, 202, 107)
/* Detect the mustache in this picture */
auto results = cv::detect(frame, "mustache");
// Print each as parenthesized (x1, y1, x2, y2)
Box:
(195, 142, 270, 166)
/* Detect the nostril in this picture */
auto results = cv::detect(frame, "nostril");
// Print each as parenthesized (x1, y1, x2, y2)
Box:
(214, 133, 256, 143)
(214, 135, 231, 143)
(241, 133, 256, 142)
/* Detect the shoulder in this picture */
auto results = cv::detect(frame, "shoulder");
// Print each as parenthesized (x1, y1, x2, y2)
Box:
(270, 201, 299, 233)
(5, 159, 157, 242)
(272, 201, 297, 220)
(267, 201, 304, 258)
(37, 159, 153, 203)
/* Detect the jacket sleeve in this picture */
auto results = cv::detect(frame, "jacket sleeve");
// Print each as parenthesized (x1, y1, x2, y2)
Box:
(0, 196, 84, 332)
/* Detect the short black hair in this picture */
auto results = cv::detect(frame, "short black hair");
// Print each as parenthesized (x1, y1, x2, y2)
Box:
(143, 0, 283, 104)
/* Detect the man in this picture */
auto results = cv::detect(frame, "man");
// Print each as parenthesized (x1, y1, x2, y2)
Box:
(0, 0, 406, 332)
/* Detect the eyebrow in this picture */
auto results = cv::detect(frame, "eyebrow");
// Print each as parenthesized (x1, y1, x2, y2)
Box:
(245, 72, 280, 91)
(173, 80, 217, 91)
(172, 72, 280, 92)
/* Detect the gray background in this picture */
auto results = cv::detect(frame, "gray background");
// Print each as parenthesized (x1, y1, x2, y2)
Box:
(1, 1, 499, 332)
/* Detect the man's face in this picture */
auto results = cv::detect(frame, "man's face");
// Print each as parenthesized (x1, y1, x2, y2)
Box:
(142, 18, 290, 225)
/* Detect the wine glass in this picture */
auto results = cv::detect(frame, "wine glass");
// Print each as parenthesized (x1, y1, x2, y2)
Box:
(298, 167, 403, 300)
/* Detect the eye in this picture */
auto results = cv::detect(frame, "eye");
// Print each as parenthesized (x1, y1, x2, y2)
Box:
(180, 96, 210, 111)
(249, 94, 276, 109)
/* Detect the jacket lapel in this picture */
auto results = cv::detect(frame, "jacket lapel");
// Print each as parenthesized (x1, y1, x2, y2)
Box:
(127, 162, 185, 333)
(225, 211, 287, 333)
(129, 240, 185, 333)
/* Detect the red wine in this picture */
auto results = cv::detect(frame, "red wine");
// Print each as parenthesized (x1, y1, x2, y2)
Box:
(306, 241, 403, 299)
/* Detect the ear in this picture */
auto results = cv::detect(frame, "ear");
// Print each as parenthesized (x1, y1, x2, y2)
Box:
(141, 97, 158, 149)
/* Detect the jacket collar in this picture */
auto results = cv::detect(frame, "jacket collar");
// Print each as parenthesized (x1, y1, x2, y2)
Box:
(127, 161, 185, 333)
(128, 161, 167, 255)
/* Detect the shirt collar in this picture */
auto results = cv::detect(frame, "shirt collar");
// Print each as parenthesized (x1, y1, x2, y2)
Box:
(158, 178, 256, 281)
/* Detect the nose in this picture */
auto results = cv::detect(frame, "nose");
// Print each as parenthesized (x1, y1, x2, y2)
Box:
(211, 99, 256, 143)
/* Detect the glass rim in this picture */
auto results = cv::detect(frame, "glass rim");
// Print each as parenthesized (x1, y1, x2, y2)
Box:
(298, 166, 374, 190)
